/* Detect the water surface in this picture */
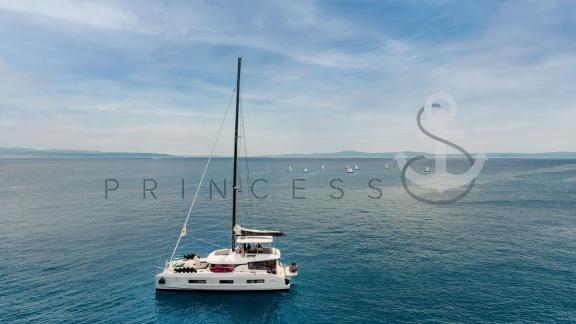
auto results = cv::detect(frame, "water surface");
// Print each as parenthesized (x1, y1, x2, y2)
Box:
(0, 158, 575, 323)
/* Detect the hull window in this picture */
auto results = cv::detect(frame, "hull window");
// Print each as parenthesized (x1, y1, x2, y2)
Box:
(247, 279, 265, 284)
(219, 280, 234, 284)
(247, 260, 277, 274)
(188, 280, 206, 284)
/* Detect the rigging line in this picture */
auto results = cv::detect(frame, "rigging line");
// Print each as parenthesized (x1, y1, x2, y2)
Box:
(235, 103, 246, 225)
(156, 200, 186, 267)
(236, 138, 246, 225)
(244, 139, 254, 226)
(239, 97, 255, 228)
(167, 88, 236, 264)
(155, 205, 179, 268)
(195, 238, 226, 249)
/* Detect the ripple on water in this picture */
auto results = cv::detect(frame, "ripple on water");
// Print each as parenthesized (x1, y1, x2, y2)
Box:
(0, 158, 575, 323)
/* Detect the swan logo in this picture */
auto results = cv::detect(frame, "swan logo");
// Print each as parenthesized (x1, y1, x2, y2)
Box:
(395, 93, 487, 204)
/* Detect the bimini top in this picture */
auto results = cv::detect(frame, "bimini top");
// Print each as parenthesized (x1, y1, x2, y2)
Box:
(236, 236, 273, 244)
(234, 224, 285, 237)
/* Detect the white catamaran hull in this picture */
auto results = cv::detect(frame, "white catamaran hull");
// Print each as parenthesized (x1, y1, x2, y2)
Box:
(156, 59, 298, 292)
(155, 272, 292, 291)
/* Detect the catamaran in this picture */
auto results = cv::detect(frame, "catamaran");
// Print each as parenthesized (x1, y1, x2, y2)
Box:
(155, 58, 298, 291)
(346, 166, 354, 173)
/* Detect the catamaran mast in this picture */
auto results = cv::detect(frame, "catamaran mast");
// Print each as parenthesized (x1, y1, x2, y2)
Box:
(232, 57, 241, 249)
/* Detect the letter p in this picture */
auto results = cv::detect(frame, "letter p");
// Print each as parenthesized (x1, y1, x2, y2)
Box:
(105, 178, 119, 199)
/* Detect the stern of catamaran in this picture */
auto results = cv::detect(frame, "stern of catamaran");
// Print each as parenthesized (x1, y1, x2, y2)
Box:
(233, 226, 299, 279)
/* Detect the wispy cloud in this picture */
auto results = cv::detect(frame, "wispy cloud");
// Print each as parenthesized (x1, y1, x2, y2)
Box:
(0, 0, 574, 154)
(0, 0, 135, 29)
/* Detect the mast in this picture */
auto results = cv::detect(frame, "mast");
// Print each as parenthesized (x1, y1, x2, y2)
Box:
(232, 57, 241, 249)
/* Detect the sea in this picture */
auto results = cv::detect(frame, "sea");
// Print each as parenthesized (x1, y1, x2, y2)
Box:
(0, 158, 575, 323)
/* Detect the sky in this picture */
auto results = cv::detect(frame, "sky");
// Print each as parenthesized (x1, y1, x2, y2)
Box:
(0, 0, 574, 156)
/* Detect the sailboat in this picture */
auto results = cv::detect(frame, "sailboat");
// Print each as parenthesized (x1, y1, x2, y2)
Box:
(385, 163, 389, 170)
(425, 165, 431, 173)
(288, 165, 294, 172)
(354, 164, 359, 171)
(155, 58, 298, 291)
(321, 165, 325, 171)
(303, 167, 309, 173)
(346, 166, 354, 173)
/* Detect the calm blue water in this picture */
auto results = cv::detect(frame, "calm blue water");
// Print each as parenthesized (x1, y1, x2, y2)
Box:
(1, 158, 575, 323)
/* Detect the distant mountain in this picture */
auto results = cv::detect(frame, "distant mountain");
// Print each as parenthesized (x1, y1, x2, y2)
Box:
(0, 147, 575, 159)
(265, 151, 576, 159)
(0, 147, 181, 159)
(265, 150, 430, 158)
(483, 152, 576, 158)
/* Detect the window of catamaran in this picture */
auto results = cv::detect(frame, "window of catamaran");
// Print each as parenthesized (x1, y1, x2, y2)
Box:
(248, 260, 277, 273)
(236, 236, 275, 255)
(247, 279, 265, 284)
(188, 280, 206, 284)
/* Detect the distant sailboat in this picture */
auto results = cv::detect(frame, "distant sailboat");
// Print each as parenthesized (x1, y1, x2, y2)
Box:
(354, 165, 359, 171)
(288, 165, 294, 172)
(385, 163, 389, 170)
(346, 166, 354, 173)
(321, 165, 325, 171)
(303, 168, 309, 173)
(425, 165, 431, 173)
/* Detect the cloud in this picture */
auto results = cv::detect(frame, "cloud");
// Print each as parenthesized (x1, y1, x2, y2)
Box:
(0, 0, 136, 29)
(0, 0, 574, 154)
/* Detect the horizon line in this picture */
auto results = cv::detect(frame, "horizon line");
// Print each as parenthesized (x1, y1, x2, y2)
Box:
(1, 147, 576, 158)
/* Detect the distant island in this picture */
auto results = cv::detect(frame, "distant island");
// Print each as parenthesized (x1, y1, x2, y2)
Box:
(0, 147, 575, 159)
(265, 150, 576, 159)
(0, 147, 178, 159)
